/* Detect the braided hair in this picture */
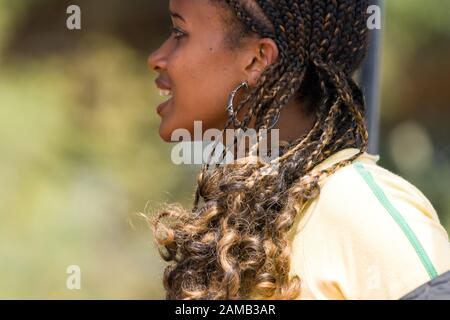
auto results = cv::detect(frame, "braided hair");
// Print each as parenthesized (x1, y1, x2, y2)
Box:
(151, 0, 370, 299)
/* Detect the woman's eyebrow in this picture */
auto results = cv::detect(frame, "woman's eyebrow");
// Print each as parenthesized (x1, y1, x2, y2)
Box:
(169, 10, 186, 23)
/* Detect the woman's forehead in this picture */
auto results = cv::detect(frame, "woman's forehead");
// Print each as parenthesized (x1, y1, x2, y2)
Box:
(169, 0, 228, 28)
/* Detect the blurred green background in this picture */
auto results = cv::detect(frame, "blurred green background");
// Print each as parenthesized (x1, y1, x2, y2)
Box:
(0, 0, 449, 299)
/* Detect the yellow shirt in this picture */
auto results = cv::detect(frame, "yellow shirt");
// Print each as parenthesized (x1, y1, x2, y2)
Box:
(260, 148, 450, 299)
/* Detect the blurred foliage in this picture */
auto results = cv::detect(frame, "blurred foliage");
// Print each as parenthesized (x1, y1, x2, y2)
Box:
(380, 0, 450, 230)
(0, 0, 449, 298)
(0, 0, 198, 299)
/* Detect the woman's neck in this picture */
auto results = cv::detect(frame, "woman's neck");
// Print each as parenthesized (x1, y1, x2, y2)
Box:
(234, 96, 316, 143)
(277, 98, 316, 142)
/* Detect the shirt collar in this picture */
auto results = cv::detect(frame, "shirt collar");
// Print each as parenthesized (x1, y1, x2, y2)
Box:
(309, 147, 380, 174)
(233, 146, 380, 170)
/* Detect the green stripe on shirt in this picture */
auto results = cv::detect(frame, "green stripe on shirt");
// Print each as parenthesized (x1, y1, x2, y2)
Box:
(352, 161, 438, 280)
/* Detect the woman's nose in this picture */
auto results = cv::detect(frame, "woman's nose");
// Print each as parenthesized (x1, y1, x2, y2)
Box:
(147, 46, 167, 73)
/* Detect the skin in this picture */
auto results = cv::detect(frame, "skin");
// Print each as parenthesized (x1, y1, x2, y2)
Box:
(147, 0, 315, 143)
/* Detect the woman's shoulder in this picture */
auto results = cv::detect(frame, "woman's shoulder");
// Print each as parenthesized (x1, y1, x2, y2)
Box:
(289, 148, 442, 235)
(302, 150, 447, 247)
(287, 149, 450, 299)
(317, 153, 440, 224)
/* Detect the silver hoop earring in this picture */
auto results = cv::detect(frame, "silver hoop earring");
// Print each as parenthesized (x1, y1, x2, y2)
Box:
(226, 81, 249, 118)
(267, 112, 281, 130)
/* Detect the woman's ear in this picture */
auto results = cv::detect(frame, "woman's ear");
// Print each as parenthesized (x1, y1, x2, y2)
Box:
(243, 38, 279, 87)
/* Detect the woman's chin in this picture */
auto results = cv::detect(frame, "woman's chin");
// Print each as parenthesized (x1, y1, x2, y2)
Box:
(158, 121, 174, 142)
(158, 118, 187, 142)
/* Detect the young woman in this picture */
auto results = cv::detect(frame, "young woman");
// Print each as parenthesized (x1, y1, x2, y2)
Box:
(147, 0, 450, 300)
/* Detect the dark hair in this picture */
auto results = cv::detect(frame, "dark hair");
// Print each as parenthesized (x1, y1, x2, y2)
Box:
(151, 0, 370, 299)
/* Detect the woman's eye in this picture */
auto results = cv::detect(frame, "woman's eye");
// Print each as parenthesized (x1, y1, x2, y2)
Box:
(170, 27, 185, 40)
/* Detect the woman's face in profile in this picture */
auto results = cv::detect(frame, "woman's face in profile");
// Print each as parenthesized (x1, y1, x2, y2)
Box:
(148, 0, 249, 142)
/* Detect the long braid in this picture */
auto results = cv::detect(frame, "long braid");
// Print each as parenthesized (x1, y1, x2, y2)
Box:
(151, 0, 371, 300)
(256, 0, 309, 129)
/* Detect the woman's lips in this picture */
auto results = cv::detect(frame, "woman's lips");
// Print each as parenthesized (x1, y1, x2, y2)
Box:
(157, 97, 172, 116)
